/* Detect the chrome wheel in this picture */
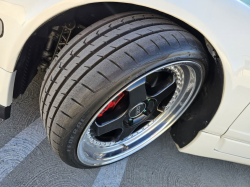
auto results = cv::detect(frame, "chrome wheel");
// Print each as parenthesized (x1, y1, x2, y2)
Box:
(77, 61, 204, 166)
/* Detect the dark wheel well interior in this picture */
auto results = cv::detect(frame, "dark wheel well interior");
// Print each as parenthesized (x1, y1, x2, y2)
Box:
(14, 2, 223, 148)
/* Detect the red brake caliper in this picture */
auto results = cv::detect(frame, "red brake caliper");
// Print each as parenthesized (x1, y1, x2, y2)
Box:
(97, 92, 126, 118)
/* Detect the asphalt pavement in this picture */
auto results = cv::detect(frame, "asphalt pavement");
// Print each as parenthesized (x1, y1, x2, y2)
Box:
(1, 71, 250, 187)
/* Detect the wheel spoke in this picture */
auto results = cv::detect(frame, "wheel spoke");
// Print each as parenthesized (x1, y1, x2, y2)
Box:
(150, 78, 176, 105)
(117, 114, 153, 141)
(94, 114, 126, 136)
(145, 109, 161, 121)
(118, 128, 135, 140)
(127, 77, 147, 110)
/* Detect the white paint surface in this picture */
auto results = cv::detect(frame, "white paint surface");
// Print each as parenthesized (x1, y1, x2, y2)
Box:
(180, 131, 250, 166)
(0, 68, 16, 106)
(223, 102, 250, 144)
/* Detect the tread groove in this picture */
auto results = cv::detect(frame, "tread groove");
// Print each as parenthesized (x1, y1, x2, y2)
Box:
(53, 139, 61, 146)
(178, 31, 190, 45)
(53, 131, 62, 138)
(52, 145, 59, 151)
(56, 123, 66, 130)
(60, 111, 73, 119)
(171, 34, 181, 46)
(159, 34, 171, 46)
(135, 42, 150, 55)
(80, 83, 95, 93)
(71, 98, 84, 107)
(150, 39, 161, 51)
(97, 71, 111, 82)
(124, 52, 138, 64)
(108, 59, 123, 70)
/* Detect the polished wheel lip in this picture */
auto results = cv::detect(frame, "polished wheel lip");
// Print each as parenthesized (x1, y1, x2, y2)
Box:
(77, 60, 204, 166)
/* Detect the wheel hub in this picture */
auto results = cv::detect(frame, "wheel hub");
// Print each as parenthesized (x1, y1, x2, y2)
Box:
(128, 102, 146, 119)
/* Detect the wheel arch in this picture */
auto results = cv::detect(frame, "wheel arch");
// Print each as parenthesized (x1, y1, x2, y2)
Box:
(11, 0, 224, 72)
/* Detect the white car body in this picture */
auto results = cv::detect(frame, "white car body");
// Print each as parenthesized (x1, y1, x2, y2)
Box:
(1, 0, 250, 165)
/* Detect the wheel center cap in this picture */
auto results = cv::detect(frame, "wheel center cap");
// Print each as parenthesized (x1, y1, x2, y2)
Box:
(129, 102, 146, 118)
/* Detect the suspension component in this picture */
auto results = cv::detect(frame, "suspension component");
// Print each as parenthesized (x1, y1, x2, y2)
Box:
(51, 21, 76, 60)
(39, 21, 77, 71)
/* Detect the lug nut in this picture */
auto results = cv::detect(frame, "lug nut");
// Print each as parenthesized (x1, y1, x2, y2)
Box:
(124, 118, 133, 126)
(143, 109, 149, 115)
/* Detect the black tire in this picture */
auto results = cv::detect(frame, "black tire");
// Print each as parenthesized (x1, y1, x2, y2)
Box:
(40, 11, 208, 168)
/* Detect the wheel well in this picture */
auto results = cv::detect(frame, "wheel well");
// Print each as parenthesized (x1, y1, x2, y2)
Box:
(14, 2, 223, 147)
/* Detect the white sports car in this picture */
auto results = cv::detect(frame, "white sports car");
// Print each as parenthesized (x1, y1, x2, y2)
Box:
(0, 0, 250, 168)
